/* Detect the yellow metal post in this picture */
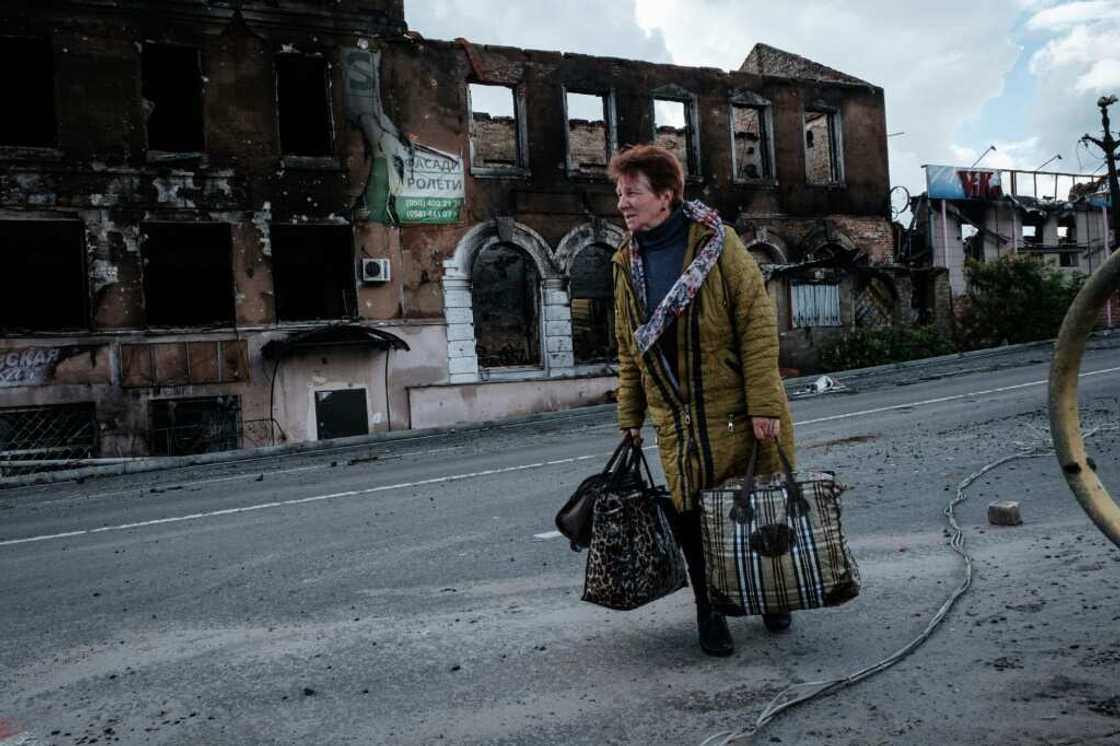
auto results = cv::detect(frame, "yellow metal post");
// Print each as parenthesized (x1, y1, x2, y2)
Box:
(1049, 248, 1120, 546)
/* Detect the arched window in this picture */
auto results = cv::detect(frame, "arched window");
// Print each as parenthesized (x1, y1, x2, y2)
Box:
(471, 243, 542, 368)
(569, 244, 616, 364)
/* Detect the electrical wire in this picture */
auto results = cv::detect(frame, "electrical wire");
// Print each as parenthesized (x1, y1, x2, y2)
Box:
(701, 426, 1110, 745)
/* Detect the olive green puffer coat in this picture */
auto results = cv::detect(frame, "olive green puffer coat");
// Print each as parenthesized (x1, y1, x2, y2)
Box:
(613, 220, 796, 513)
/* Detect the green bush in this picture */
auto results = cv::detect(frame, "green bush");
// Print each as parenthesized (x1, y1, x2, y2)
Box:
(957, 256, 1084, 350)
(820, 325, 956, 372)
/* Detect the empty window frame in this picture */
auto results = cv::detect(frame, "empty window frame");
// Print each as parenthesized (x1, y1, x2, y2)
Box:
(803, 108, 843, 185)
(142, 43, 204, 153)
(1057, 217, 1076, 244)
(469, 83, 526, 173)
(270, 225, 356, 321)
(141, 223, 234, 327)
(471, 243, 541, 368)
(565, 90, 614, 177)
(569, 244, 616, 364)
(0, 220, 87, 332)
(653, 94, 697, 176)
(731, 104, 772, 181)
(0, 37, 56, 147)
(791, 283, 841, 328)
(275, 51, 334, 156)
(1021, 223, 1040, 246)
(961, 223, 983, 262)
(1059, 250, 1078, 268)
(149, 395, 240, 457)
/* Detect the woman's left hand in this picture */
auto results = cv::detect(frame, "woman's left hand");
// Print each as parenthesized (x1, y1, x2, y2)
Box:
(751, 417, 781, 443)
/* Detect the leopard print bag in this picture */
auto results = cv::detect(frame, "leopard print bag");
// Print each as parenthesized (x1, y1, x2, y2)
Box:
(581, 446, 689, 610)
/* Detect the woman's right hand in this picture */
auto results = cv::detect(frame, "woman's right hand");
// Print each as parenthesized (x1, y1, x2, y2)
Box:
(623, 427, 643, 446)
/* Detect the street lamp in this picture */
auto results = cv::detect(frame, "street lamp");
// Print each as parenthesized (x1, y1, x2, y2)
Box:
(1035, 154, 1063, 171)
(971, 145, 997, 168)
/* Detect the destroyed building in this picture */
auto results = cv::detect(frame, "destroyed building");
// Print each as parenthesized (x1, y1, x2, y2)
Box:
(908, 165, 1116, 321)
(0, 0, 930, 464)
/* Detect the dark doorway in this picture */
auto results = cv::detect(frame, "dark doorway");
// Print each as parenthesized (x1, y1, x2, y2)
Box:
(314, 388, 368, 440)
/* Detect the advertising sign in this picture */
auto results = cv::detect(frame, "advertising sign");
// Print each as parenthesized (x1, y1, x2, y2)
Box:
(344, 47, 464, 225)
(0, 347, 74, 387)
(926, 165, 1003, 201)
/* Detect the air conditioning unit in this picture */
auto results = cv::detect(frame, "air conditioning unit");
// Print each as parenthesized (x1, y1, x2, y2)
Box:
(360, 257, 391, 283)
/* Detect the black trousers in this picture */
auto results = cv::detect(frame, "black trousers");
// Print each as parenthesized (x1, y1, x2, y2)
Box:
(661, 501, 710, 614)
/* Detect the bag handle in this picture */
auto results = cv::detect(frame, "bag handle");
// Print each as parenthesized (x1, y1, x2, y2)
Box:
(731, 439, 808, 524)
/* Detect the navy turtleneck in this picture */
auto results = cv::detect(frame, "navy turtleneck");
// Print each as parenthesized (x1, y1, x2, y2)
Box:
(634, 204, 689, 378)
(635, 204, 689, 316)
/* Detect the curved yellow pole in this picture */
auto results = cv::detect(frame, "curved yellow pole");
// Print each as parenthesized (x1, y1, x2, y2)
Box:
(1049, 248, 1120, 547)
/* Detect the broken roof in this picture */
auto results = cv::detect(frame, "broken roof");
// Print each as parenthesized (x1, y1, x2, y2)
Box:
(740, 43, 873, 87)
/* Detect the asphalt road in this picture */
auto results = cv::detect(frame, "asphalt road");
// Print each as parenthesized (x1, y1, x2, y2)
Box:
(3, 341, 1120, 745)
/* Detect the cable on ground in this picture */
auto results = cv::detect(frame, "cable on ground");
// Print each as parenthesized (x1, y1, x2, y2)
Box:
(701, 425, 1111, 745)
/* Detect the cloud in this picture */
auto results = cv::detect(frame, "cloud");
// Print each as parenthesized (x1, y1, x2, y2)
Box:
(1027, 5, 1120, 173)
(1075, 58, 1120, 91)
(403, 0, 672, 63)
(1027, 0, 1120, 29)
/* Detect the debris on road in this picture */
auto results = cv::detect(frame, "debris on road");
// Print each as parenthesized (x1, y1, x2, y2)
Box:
(988, 500, 1024, 526)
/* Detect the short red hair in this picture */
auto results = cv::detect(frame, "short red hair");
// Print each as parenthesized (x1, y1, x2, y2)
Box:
(608, 145, 685, 205)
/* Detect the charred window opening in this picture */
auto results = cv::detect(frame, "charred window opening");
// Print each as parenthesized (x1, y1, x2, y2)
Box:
(732, 105, 771, 181)
(149, 396, 240, 457)
(0, 403, 97, 474)
(570, 244, 616, 364)
(0, 37, 56, 147)
(469, 84, 522, 171)
(654, 98, 693, 175)
(804, 109, 842, 184)
(566, 92, 610, 176)
(0, 220, 87, 332)
(142, 43, 204, 153)
(142, 223, 234, 328)
(276, 52, 334, 156)
(270, 225, 356, 321)
(1021, 222, 1041, 246)
(472, 243, 540, 368)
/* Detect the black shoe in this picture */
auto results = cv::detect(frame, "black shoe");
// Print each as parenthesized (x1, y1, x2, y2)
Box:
(698, 610, 734, 656)
(763, 612, 792, 633)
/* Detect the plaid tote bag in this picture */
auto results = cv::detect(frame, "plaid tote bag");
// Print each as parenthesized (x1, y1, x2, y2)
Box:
(699, 443, 860, 617)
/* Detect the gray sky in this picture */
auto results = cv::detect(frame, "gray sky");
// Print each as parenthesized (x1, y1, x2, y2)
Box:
(406, 0, 1120, 208)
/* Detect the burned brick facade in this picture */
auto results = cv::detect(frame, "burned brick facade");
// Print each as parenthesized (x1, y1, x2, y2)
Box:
(1, 0, 909, 465)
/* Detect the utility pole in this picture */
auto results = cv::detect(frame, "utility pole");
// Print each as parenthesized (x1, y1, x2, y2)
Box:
(1082, 95, 1120, 249)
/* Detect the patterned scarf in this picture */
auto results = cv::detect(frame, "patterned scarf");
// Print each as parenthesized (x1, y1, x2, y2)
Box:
(629, 200, 726, 354)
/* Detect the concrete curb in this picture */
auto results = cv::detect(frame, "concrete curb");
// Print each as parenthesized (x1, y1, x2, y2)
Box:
(0, 404, 618, 490)
(6, 331, 1114, 490)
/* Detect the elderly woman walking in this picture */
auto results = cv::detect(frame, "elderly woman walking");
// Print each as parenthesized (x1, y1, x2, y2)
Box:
(610, 145, 796, 657)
